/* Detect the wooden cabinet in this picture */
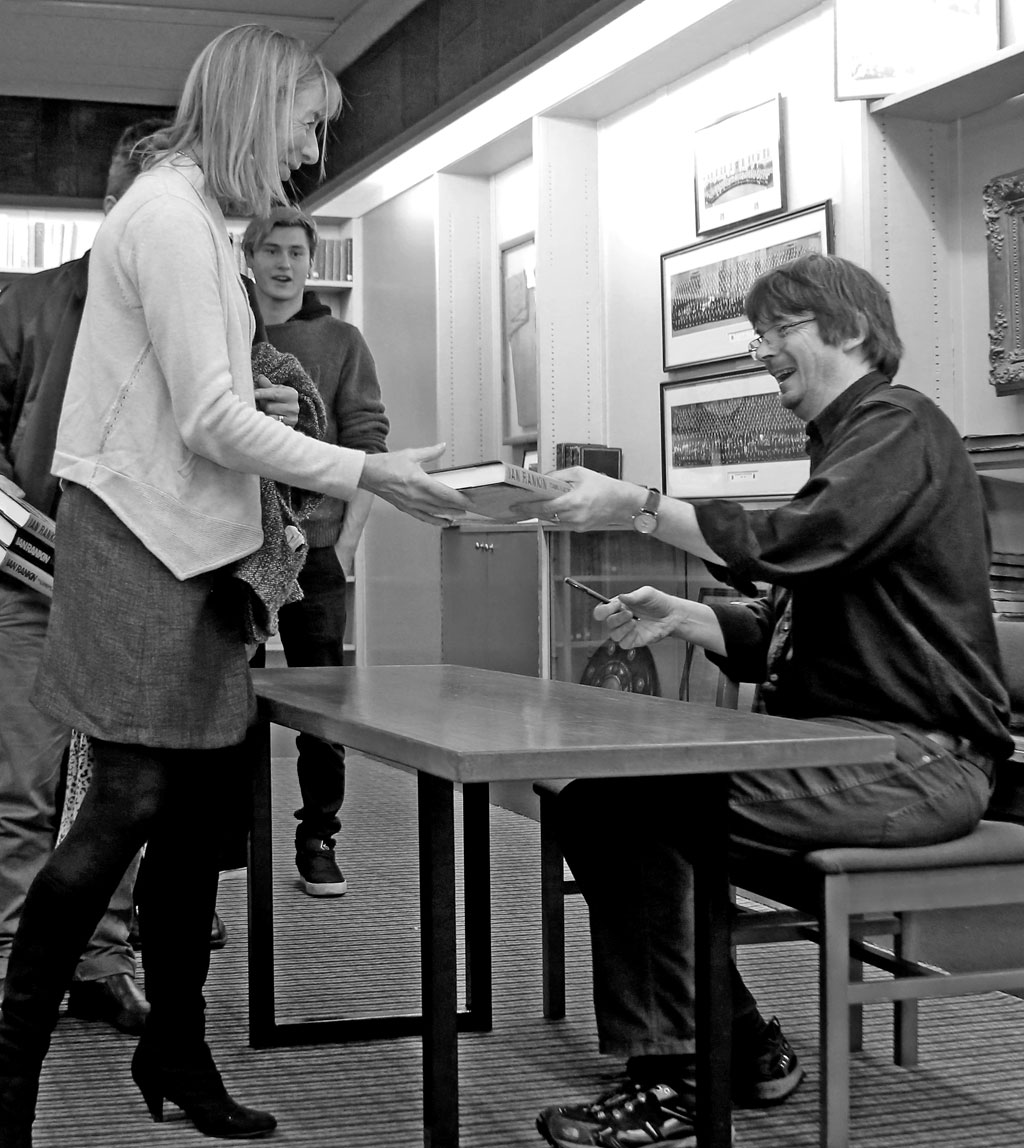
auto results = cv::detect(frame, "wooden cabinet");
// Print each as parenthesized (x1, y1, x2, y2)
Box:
(440, 525, 540, 676)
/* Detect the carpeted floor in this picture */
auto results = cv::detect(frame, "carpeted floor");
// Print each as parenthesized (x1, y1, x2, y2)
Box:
(30, 751, 1024, 1147)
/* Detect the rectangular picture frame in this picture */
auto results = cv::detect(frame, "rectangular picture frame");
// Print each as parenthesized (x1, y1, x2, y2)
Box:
(985, 167, 1024, 396)
(660, 368, 810, 500)
(694, 95, 784, 237)
(834, 0, 999, 101)
(500, 232, 539, 444)
(660, 200, 832, 372)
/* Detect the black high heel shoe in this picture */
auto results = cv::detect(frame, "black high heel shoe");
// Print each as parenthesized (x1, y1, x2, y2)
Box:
(131, 1042, 276, 1139)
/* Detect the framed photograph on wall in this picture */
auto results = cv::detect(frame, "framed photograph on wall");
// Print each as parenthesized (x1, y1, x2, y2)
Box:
(500, 233, 539, 444)
(984, 167, 1024, 396)
(660, 200, 832, 372)
(660, 369, 810, 500)
(835, 0, 999, 101)
(693, 95, 784, 236)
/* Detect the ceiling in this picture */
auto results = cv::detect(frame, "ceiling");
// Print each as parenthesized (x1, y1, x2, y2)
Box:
(0, 0, 425, 106)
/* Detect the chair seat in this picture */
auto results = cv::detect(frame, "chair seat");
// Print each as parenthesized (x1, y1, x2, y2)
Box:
(800, 819, 1024, 874)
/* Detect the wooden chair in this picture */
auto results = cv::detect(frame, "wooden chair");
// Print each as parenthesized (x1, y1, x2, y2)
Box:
(535, 616, 1024, 1148)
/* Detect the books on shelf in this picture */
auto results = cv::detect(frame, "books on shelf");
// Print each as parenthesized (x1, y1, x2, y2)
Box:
(310, 237, 353, 283)
(431, 460, 570, 523)
(0, 215, 97, 272)
(0, 491, 55, 596)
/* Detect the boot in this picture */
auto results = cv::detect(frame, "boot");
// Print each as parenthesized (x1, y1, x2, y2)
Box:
(131, 1041, 276, 1139)
(0, 1075, 37, 1148)
(0, 855, 118, 1147)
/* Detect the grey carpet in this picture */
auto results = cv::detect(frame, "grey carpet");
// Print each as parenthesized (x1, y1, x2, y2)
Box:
(31, 752, 1024, 1146)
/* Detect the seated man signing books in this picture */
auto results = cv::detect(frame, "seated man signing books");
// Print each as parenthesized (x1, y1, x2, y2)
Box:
(529, 254, 1010, 1148)
(432, 459, 570, 523)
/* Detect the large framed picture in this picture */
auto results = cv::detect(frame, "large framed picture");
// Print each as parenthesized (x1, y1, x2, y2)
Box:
(693, 95, 784, 236)
(835, 0, 999, 101)
(500, 233, 539, 444)
(660, 369, 810, 499)
(660, 200, 832, 372)
(984, 168, 1024, 397)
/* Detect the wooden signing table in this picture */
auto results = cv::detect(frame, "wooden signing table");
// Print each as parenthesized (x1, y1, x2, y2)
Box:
(249, 665, 892, 1148)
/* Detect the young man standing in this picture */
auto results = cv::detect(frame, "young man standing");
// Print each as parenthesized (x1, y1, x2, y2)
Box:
(243, 208, 388, 897)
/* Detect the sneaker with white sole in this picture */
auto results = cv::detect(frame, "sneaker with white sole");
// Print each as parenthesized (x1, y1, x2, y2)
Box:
(296, 839, 348, 896)
(537, 1082, 733, 1148)
(733, 1015, 805, 1107)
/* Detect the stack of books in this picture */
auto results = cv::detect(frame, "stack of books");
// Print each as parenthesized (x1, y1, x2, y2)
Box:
(0, 489, 55, 596)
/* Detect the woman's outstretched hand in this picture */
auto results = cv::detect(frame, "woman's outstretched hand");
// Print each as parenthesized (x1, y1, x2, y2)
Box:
(359, 444, 473, 524)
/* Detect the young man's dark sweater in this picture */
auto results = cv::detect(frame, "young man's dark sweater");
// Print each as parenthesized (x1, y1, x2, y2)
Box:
(264, 290, 389, 548)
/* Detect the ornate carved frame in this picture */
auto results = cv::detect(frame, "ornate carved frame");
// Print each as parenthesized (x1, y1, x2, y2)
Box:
(984, 168, 1024, 396)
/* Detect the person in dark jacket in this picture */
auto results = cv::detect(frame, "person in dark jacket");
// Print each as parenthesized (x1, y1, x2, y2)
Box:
(0, 118, 169, 1035)
(242, 206, 389, 896)
(531, 254, 1011, 1148)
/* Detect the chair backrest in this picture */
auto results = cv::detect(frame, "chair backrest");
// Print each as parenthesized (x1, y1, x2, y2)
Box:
(994, 615, 1024, 725)
(680, 643, 750, 711)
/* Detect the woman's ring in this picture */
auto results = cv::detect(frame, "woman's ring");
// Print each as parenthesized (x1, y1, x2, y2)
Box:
(551, 511, 560, 523)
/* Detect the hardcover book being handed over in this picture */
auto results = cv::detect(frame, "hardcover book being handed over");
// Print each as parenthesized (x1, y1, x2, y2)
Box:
(430, 460, 570, 523)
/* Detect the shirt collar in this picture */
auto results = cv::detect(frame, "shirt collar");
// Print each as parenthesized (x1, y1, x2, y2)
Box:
(806, 371, 891, 450)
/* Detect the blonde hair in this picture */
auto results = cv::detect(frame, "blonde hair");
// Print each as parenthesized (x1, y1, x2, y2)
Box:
(145, 24, 341, 216)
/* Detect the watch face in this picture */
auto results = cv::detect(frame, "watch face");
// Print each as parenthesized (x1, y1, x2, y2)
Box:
(633, 511, 657, 534)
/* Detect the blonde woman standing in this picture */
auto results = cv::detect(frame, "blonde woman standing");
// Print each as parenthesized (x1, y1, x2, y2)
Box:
(0, 24, 468, 1146)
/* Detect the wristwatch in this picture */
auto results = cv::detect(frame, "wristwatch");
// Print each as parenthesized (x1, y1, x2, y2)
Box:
(631, 486, 661, 534)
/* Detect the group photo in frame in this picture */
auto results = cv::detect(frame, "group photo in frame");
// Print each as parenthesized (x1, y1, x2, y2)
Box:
(693, 94, 785, 236)
(660, 368, 810, 500)
(834, 0, 999, 101)
(500, 233, 539, 444)
(660, 200, 833, 372)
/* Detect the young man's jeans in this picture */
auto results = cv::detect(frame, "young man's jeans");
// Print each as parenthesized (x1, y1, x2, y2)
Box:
(0, 578, 137, 984)
(276, 544, 348, 846)
(553, 717, 994, 1058)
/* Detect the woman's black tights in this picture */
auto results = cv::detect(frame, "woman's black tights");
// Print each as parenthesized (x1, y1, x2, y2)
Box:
(0, 737, 248, 1073)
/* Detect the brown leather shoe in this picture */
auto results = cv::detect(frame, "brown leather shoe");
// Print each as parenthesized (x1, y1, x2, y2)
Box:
(67, 973, 150, 1034)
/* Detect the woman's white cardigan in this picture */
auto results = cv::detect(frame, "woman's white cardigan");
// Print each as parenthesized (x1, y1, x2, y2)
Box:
(53, 156, 365, 579)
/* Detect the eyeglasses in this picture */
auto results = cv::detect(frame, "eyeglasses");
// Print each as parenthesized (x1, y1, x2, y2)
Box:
(748, 318, 816, 359)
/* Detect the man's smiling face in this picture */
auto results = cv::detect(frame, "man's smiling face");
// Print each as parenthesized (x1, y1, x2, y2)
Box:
(752, 312, 849, 422)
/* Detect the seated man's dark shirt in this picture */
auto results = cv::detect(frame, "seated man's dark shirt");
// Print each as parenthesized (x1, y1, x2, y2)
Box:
(693, 371, 1011, 761)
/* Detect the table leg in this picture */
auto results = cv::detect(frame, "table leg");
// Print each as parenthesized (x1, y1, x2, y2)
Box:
(247, 716, 278, 1048)
(418, 771, 460, 1148)
(462, 782, 492, 1030)
(692, 773, 733, 1148)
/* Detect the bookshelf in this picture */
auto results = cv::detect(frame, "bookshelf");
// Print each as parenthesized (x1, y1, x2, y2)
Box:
(1, 211, 355, 300)
(0, 206, 101, 289)
(225, 216, 355, 296)
(869, 41, 1024, 123)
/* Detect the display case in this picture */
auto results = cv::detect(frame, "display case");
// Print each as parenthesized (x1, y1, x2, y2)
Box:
(547, 527, 691, 695)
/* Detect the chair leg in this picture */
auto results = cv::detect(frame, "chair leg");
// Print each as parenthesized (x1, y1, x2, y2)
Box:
(848, 944, 863, 1053)
(893, 911, 920, 1067)
(820, 877, 852, 1148)
(538, 790, 567, 1020)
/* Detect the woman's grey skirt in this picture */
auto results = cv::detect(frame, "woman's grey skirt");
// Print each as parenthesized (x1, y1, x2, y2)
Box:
(33, 483, 255, 749)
